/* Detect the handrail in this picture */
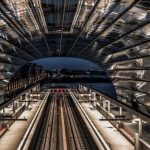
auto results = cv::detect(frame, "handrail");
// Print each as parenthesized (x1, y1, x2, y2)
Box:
(17, 91, 49, 150)
(0, 82, 41, 110)
(139, 139, 150, 149)
(69, 90, 111, 150)
(79, 83, 150, 122)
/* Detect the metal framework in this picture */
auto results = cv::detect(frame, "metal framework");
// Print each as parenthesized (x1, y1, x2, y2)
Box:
(0, 0, 150, 115)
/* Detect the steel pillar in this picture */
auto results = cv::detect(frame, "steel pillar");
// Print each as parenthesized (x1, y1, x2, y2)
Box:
(25, 93, 29, 107)
(134, 133, 139, 150)
(3, 108, 5, 115)
(138, 118, 142, 137)
(107, 101, 110, 113)
(119, 107, 122, 115)
(103, 101, 107, 109)
(12, 101, 15, 113)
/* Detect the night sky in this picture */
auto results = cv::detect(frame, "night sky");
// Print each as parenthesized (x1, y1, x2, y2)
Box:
(33, 57, 101, 70)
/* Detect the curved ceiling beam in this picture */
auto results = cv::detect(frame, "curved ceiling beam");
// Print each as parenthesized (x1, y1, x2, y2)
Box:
(70, 0, 84, 32)
(67, 0, 101, 56)
(59, 0, 67, 56)
(91, 39, 150, 62)
(83, 20, 150, 58)
(0, 37, 35, 60)
(0, 51, 28, 65)
(27, 0, 52, 56)
(76, 0, 140, 56)
(0, 5, 43, 57)
(90, 0, 121, 34)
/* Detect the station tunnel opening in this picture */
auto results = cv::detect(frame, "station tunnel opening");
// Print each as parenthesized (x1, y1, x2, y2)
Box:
(32, 57, 117, 99)
(6, 57, 117, 100)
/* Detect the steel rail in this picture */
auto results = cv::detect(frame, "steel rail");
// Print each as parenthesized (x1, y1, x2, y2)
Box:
(63, 96, 76, 150)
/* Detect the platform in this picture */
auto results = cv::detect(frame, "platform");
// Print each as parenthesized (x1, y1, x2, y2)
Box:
(81, 102, 134, 150)
(0, 103, 40, 150)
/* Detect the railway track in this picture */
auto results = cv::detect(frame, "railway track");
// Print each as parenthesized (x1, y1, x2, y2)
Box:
(29, 92, 98, 150)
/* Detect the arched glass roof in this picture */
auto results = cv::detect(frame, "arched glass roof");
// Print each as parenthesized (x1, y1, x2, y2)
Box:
(0, 0, 150, 115)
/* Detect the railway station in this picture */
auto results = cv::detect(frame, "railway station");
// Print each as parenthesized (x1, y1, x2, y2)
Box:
(0, 0, 150, 150)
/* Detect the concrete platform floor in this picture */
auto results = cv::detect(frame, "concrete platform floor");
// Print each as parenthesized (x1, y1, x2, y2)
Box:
(81, 102, 134, 150)
(0, 102, 40, 150)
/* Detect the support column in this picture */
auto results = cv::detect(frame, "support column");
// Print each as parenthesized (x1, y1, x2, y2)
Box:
(119, 107, 122, 115)
(37, 84, 40, 92)
(134, 133, 139, 150)
(99, 95, 102, 101)
(28, 91, 31, 105)
(3, 108, 5, 116)
(36, 85, 38, 92)
(25, 93, 29, 107)
(89, 90, 92, 95)
(81, 85, 83, 91)
(20, 95, 22, 101)
(92, 92, 96, 100)
(107, 101, 110, 113)
(38, 93, 40, 100)
(19, 95, 23, 107)
(103, 101, 107, 110)
(79, 84, 81, 90)
(88, 94, 91, 101)
(92, 92, 97, 107)
(138, 118, 142, 137)
(12, 102, 15, 113)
